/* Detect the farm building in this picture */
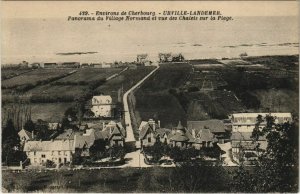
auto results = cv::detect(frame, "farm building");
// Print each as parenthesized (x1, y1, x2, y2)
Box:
(43, 63, 58, 68)
(91, 95, 113, 117)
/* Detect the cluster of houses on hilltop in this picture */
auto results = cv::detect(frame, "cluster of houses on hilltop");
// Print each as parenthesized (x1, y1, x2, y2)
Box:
(21, 121, 126, 166)
(139, 112, 292, 163)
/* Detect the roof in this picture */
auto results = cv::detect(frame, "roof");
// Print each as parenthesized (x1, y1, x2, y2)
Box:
(55, 129, 75, 140)
(231, 132, 266, 141)
(24, 140, 74, 151)
(231, 113, 292, 124)
(137, 54, 148, 58)
(170, 133, 189, 142)
(139, 123, 154, 140)
(18, 129, 32, 139)
(155, 128, 171, 138)
(176, 121, 184, 130)
(232, 140, 268, 150)
(74, 133, 95, 149)
(92, 95, 112, 104)
(187, 120, 226, 133)
(195, 129, 216, 143)
(138, 121, 148, 131)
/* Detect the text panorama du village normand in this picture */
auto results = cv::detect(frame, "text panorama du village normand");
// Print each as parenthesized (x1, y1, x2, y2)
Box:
(67, 10, 233, 21)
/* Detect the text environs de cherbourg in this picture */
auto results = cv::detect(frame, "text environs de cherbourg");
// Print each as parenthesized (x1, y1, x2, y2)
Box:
(67, 10, 231, 21)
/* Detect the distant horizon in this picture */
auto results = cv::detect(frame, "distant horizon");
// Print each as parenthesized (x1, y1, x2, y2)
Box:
(2, 15, 298, 65)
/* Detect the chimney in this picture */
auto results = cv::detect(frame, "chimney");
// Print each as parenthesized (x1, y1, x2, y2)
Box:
(191, 129, 196, 138)
(31, 131, 34, 139)
(148, 119, 155, 131)
(102, 122, 105, 130)
(158, 120, 161, 128)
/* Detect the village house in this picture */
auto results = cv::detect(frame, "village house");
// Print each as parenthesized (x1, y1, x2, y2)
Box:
(158, 53, 172, 62)
(48, 122, 61, 130)
(28, 63, 42, 68)
(187, 120, 230, 143)
(229, 112, 292, 163)
(18, 129, 33, 145)
(139, 119, 218, 150)
(23, 139, 75, 166)
(90, 63, 102, 68)
(169, 121, 217, 149)
(139, 119, 171, 147)
(102, 63, 112, 68)
(230, 112, 292, 133)
(72, 121, 125, 157)
(158, 53, 184, 62)
(137, 54, 151, 66)
(91, 95, 113, 117)
(231, 131, 267, 163)
(80, 63, 90, 68)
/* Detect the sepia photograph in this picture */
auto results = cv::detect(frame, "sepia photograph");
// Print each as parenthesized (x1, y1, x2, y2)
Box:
(1, 1, 299, 193)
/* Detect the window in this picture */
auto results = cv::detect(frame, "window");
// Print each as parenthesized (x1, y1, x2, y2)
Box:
(41, 154, 46, 158)
(148, 137, 151, 143)
(34, 151, 36, 156)
(58, 151, 61, 155)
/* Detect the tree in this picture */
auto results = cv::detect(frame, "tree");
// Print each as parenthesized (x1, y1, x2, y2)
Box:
(108, 145, 125, 160)
(170, 161, 230, 192)
(143, 140, 165, 163)
(23, 119, 35, 132)
(34, 119, 50, 140)
(2, 119, 23, 164)
(232, 115, 298, 192)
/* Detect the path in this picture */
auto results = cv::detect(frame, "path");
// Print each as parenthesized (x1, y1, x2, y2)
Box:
(123, 66, 160, 142)
(106, 67, 128, 81)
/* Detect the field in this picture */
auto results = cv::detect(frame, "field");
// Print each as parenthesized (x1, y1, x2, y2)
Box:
(26, 85, 90, 103)
(2, 69, 73, 89)
(1, 68, 33, 80)
(2, 166, 239, 193)
(134, 55, 299, 127)
(53, 68, 123, 85)
(94, 66, 155, 102)
(185, 90, 245, 120)
(135, 63, 192, 127)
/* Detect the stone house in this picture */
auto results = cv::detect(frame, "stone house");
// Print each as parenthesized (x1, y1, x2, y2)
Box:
(91, 95, 113, 117)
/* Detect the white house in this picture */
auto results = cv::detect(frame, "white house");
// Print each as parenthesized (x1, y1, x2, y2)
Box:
(230, 112, 292, 133)
(91, 95, 113, 117)
(23, 140, 75, 166)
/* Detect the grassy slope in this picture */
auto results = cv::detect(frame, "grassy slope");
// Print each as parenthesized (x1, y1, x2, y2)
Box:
(135, 63, 191, 127)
